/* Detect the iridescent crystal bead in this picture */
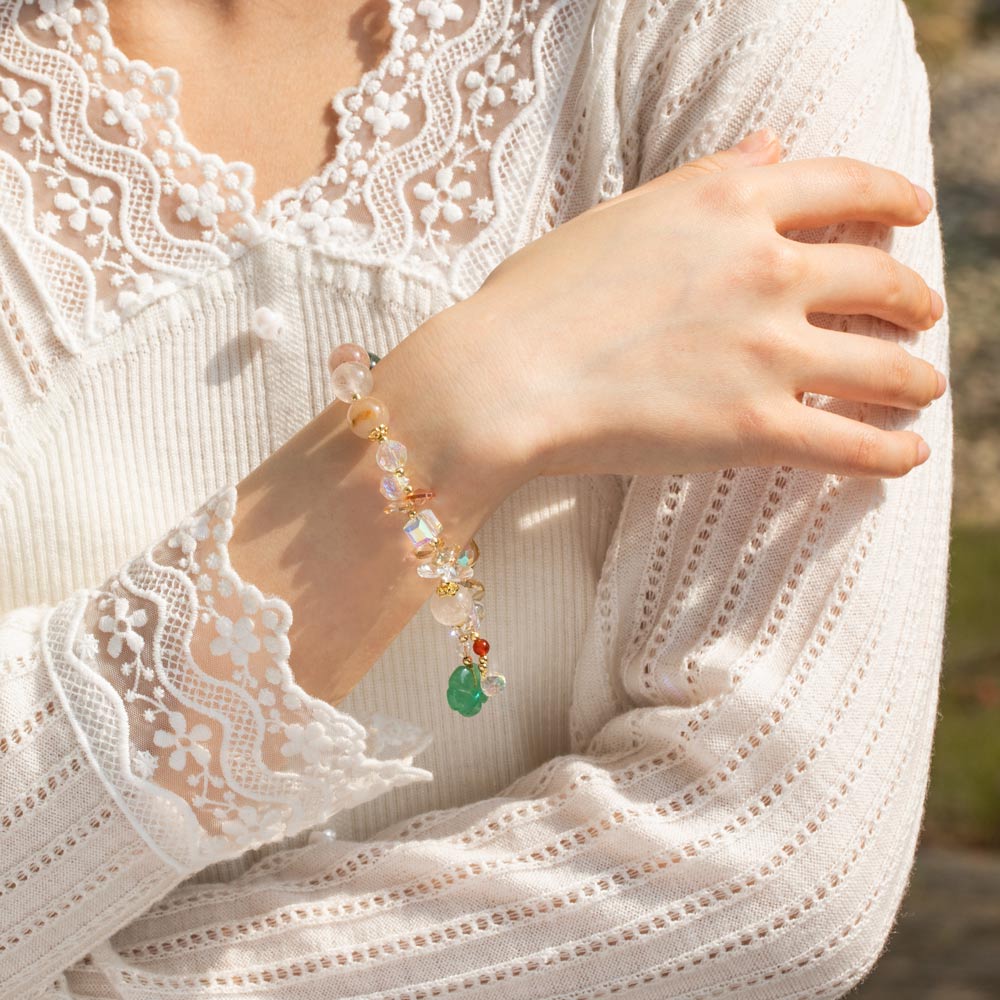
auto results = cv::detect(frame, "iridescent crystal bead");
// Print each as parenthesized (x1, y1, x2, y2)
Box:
(376, 439, 407, 472)
(456, 540, 480, 571)
(331, 361, 373, 403)
(473, 601, 486, 621)
(464, 578, 485, 602)
(348, 396, 389, 438)
(429, 586, 472, 625)
(380, 474, 410, 500)
(403, 509, 443, 546)
(481, 673, 506, 696)
(416, 544, 461, 580)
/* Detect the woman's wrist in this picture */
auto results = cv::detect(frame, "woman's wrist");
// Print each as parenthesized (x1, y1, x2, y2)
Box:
(377, 294, 540, 520)
(225, 297, 534, 706)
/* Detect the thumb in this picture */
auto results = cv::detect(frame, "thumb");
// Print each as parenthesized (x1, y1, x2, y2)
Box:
(666, 127, 781, 184)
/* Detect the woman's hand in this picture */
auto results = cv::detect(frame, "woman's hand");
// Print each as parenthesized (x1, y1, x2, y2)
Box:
(437, 128, 945, 485)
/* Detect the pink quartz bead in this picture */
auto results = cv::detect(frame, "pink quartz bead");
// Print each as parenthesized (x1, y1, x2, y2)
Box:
(328, 343, 370, 374)
(348, 396, 389, 438)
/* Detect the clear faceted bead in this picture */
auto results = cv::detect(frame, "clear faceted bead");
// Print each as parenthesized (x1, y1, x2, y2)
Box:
(481, 673, 506, 696)
(376, 439, 407, 472)
(473, 601, 486, 621)
(403, 509, 443, 547)
(380, 474, 410, 500)
(331, 361, 373, 403)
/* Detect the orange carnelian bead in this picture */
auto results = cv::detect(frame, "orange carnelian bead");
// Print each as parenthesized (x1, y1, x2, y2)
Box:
(472, 637, 490, 657)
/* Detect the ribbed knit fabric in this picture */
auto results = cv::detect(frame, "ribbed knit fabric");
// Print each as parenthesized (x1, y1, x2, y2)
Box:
(0, 0, 952, 997)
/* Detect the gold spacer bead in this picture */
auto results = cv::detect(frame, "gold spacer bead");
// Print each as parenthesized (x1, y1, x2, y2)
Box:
(462, 656, 474, 667)
(368, 423, 390, 442)
(403, 484, 414, 494)
(436, 580, 459, 597)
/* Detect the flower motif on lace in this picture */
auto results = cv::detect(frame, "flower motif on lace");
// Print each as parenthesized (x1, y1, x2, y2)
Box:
(415, 0, 462, 30)
(470, 197, 495, 224)
(512, 77, 535, 106)
(294, 196, 354, 243)
(27, 0, 82, 40)
(219, 805, 288, 848)
(413, 166, 471, 226)
(130, 747, 159, 779)
(167, 512, 211, 557)
(0, 78, 43, 135)
(116, 272, 179, 318)
(280, 720, 337, 767)
(363, 88, 410, 137)
(465, 53, 516, 109)
(153, 710, 213, 771)
(98, 596, 147, 659)
(176, 179, 226, 230)
(103, 86, 152, 143)
(210, 614, 261, 668)
(53, 176, 114, 232)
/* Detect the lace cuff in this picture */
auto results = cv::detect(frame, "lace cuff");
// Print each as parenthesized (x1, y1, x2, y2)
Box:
(38, 485, 434, 874)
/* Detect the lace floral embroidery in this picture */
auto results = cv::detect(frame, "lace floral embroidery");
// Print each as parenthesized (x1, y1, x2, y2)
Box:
(0, 0, 554, 349)
(40, 484, 433, 870)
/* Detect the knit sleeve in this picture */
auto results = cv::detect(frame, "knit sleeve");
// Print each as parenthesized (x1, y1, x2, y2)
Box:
(36, 1, 951, 997)
(0, 482, 433, 996)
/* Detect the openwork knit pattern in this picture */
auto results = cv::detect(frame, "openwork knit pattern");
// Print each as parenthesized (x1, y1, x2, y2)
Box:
(0, 0, 952, 997)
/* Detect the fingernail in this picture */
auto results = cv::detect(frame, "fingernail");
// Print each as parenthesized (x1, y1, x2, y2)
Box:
(736, 127, 777, 153)
(934, 369, 947, 398)
(916, 439, 931, 464)
(913, 184, 933, 213)
(929, 289, 944, 321)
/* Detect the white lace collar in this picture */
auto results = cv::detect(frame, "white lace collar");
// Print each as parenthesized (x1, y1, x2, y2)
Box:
(0, 0, 556, 350)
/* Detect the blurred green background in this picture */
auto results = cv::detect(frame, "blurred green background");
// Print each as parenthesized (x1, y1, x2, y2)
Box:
(855, 2, 1000, 996)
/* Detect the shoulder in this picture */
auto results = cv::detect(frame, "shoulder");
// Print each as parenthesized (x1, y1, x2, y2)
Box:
(601, 0, 922, 185)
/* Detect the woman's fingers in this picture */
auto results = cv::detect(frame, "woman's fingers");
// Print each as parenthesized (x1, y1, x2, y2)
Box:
(793, 323, 945, 411)
(768, 398, 930, 478)
(754, 157, 932, 231)
(799, 243, 944, 330)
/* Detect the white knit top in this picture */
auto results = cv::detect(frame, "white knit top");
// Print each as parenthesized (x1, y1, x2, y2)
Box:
(0, 0, 952, 997)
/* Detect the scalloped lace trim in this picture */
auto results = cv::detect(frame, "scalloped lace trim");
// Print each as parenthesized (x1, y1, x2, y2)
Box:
(0, 0, 571, 349)
(39, 483, 433, 873)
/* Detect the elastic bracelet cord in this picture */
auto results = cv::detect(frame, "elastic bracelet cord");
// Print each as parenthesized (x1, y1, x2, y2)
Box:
(327, 343, 505, 718)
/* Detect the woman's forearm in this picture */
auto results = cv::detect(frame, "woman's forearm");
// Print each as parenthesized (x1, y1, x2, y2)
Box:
(225, 299, 526, 707)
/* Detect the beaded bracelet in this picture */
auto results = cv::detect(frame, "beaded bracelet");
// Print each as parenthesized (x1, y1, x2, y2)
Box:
(327, 342, 505, 718)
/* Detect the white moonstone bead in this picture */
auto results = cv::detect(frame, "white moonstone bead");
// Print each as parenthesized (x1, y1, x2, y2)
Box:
(429, 587, 473, 626)
(331, 361, 373, 403)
